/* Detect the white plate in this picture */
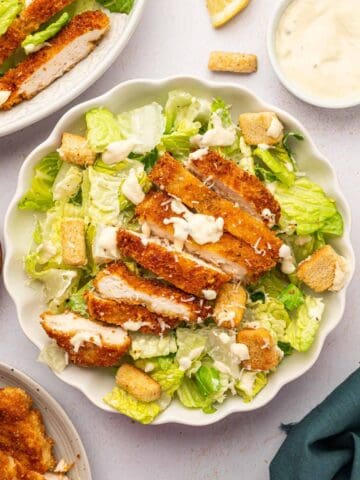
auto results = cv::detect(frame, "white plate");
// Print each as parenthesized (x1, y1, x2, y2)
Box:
(0, 0, 146, 138)
(0, 362, 91, 478)
(3, 76, 355, 426)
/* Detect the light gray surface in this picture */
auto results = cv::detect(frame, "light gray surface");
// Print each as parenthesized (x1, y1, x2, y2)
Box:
(0, 1, 359, 479)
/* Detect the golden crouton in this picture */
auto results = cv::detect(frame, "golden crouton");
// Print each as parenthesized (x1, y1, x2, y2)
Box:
(297, 245, 348, 293)
(60, 218, 87, 267)
(116, 364, 161, 403)
(239, 112, 284, 146)
(236, 327, 280, 371)
(214, 283, 247, 328)
(59, 133, 96, 166)
(208, 51, 257, 73)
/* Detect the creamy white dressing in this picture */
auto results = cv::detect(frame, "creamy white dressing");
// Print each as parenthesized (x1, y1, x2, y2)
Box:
(307, 300, 325, 320)
(213, 360, 232, 375)
(258, 143, 271, 151)
(239, 136, 252, 157)
(102, 139, 136, 164)
(219, 332, 231, 344)
(70, 332, 102, 353)
(217, 310, 236, 327)
(295, 235, 312, 246)
(191, 113, 236, 148)
(230, 343, 250, 362)
(261, 208, 276, 228)
(164, 198, 224, 250)
(0, 90, 11, 106)
(93, 226, 119, 264)
(122, 320, 151, 332)
(179, 346, 204, 371)
(189, 147, 209, 160)
(144, 362, 155, 373)
(276, 0, 360, 101)
(279, 244, 296, 275)
(202, 289, 217, 300)
(121, 168, 145, 205)
(266, 116, 284, 139)
(141, 221, 151, 238)
(238, 371, 257, 395)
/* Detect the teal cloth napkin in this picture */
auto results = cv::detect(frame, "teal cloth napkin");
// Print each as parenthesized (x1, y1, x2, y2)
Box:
(270, 368, 360, 480)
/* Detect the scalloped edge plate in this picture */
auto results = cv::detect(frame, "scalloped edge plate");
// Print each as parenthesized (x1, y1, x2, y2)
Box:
(4, 76, 355, 426)
(0, 362, 92, 478)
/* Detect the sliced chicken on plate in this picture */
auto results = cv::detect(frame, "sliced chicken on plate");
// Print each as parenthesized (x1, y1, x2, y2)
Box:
(136, 190, 276, 282)
(0, 11, 110, 110)
(86, 291, 181, 335)
(94, 262, 211, 322)
(117, 229, 230, 298)
(187, 150, 281, 226)
(149, 153, 282, 259)
(41, 311, 131, 367)
(0, 0, 74, 65)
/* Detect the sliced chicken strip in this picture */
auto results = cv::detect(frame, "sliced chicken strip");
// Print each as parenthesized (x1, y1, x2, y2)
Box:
(0, 0, 74, 65)
(117, 229, 230, 298)
(136, 191, 276, 282)
(86, 291, 181, 335)
(149, 153, 282, 259)
(0, 11, 110, 110)
(187, 150, 281, 226)
(41, 311, 131, 367)
(94, 262, 211, 322)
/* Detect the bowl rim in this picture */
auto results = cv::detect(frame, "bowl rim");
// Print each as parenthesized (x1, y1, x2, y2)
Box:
(0, 0, 146, 139)
(0, 362, 92, 478)
(267, 0, 360, 110)
(3, 75, 356, 426)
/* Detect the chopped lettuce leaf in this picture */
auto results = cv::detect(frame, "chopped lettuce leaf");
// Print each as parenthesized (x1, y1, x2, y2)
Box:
(52, 163, 83, 202)
(284, 234, 324, 263)
(18, 152, 62, 212)
(0, 0, 23, 36)
(22, 12, 70, 51)
(117, 103, 165, 155)
(164, 90, 204, 134)
(283, 132, 304, 156)
(278, 284, 304, 312)
(274, 177, 341, 236)
(130, 334, 177, 360)
(38, 340, 69, 373)
(130, 148, 158, 173)
(86, 107, 122, 153)
(211, 98, 233, 127)
(25, 253, 79, 311)
(277, 341, 294, 356)
(161, 132, 191, 158)
(176, 328, 209, 374)
(236, 371, 268, 403)
(252, 270, 289, 298)
(67, 281, 93, 317)
(254, 147, 295, 187)
(151, 362, 184, 397)
(207, 329, 240, 378)
(320, 212, 344, 236)
(97, 0, 134, 13)
(176, 377, 216, 413)
(286, 296, 325, 352)
(104, 387, 161, 424)
(194, 365, 221, 397)
(247, 298, 290, 343)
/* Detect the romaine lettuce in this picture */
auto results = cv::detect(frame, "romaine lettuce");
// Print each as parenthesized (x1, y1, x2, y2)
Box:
(117, 103, 165, 154)
(86, 107, 122, 152)
(176, 377, 216, 413)
(38, 340, 69, 373)
(97, 0, 134, 13)
(254, 146, 295, 187)
(278, 284, 304, 312)
(130, 333, 177, 360)
(274, 177, 342, 236)
(247, 298, 290, 343)
(251, 270, 289, 298)
(22, 12, 70, 53)
(104, 387, 161, 424)
(286, 296, 325, 352)
(236, 371, 268, 403)
(52, 163, 83, 202)
(0, 0, 23, 36)
(18, 152, 62, 212)
(194, 365, 221, 397)
(176, 328, 209, 374)
(67, 281, 93, 317)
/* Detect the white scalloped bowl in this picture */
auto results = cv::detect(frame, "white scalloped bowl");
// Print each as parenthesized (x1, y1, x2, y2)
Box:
(4, 77, 355, 426)
(0, 0, 146, 138)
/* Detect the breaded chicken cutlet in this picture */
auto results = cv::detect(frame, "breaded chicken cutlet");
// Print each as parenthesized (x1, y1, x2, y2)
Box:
(187, 150, 281, 226)
(117, 229, 230, 297)
(0, 0, 74, 66)
(41, 311, 131, 367)
(94, 262, 211, 322)
(0, 387, 55, 474)
(86, 291, 181, 334)
(0, 450, 45, 480)
(136, 190, 277, 282)
(149, 153, 282, 260)
(0, 11, 109, 110)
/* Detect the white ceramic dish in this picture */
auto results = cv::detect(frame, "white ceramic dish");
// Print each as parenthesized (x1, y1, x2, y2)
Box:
(4, 76, 355, 426)
(0, 362, 91, 478)
(267, 0, 360, 109)
(0, 0, 146, 138)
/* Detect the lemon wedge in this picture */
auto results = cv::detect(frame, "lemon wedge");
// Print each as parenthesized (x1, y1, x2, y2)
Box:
(206, 0, 250, 28)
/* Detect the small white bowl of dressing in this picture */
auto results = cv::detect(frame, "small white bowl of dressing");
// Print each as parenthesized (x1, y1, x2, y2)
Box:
(267, 0, 360, 109)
